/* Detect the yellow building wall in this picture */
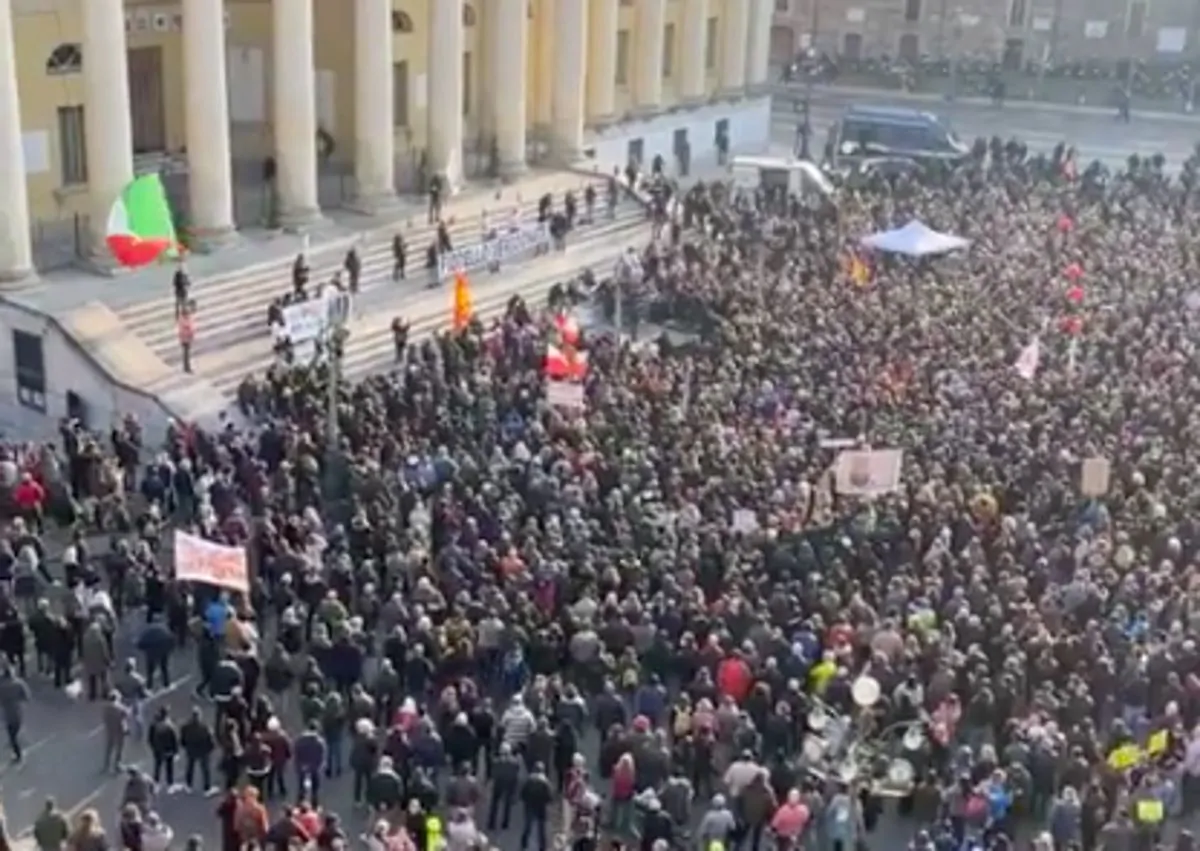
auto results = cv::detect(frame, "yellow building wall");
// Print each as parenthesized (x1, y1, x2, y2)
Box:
(13, 8, 86, 224)
(11, 0, 703, 227)
(662, 0, 681, 104)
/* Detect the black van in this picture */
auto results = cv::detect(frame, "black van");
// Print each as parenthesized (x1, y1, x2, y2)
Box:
(824, 105, 970, 171)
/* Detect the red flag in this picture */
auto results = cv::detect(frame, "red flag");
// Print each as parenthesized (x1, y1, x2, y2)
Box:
(1060, 315, 1084, 336)
(553, 313, 581, 347)
(1066, 284, 1085, 304)
(1064, 262, 1084, 280)
(544, 345, 588, 380)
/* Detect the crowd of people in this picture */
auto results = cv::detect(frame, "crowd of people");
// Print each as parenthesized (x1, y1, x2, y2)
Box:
(4, 136, 1200, 851)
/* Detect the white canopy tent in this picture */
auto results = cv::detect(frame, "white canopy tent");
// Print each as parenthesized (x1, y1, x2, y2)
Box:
(859, 220, 970, 257)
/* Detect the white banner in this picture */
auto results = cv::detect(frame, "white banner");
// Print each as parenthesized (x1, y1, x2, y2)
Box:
(438, 222, 550, 278)
(174, 531, 250, 593)
(834, 449, 904, 497)
(546, 381, 586, 410)
(280, 290, 351, 361)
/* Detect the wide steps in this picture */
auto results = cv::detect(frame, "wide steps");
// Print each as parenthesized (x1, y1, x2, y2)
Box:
(206, 209, 649, 395)
(116, 172, 611, 364)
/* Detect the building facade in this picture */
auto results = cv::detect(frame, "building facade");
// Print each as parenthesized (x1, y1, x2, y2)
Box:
(771, 0, 1200, 69)
(0, 0, 776, 281)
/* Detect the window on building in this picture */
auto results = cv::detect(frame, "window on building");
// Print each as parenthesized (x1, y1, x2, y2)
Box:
(1127, 0, 1148, 37)
(775, 0, 789, 11)
(663, 23, 676, 75)
(13, 331, 46, 413)
(463, 52, 472, 115)
(391, 11, 414, 32)
(1008, 0, 1027, 27)
(57, 105, 87, 186)
(393, 61, 409, 127)
(45, 43, 82, 75)
(705, 17, 718, 69)
(904, 0, 921, 22)
(616, 28, 630, 85)
(462, 4, 476, 26)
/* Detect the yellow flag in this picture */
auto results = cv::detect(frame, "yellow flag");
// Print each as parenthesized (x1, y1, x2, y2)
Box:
(1147, 729, 1169, 757)
(1107, 743, 1142, 771)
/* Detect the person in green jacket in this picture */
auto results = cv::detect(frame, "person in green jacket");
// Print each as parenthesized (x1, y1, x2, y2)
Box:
(33, 798, 69, 851)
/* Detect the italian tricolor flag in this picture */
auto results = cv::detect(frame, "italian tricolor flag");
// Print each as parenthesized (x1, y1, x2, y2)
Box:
(105, 174, 179, 268)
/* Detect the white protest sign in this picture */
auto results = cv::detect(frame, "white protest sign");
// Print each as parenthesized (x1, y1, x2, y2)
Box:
(1080, 457, 1111, 497)
(834, 448, 904, 497)
(546, 381, 586, 410)
(732, 509, 759, 534)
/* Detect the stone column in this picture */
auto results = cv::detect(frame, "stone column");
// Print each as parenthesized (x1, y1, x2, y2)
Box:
(352, 0, 398, 211)
(746, 0, 772, 89)
(272, 0, 321, 229)
(719, 0, 750, 95)
(0, 0, 33, 281)
(678, 0, 709, 104)
(427, 0, 464, 190)
(82, 0, 135, 261)
(586, 0, 618, 124)
(492, 0, 527, 177)
(551, 0, 587, 161)
(633, 0, 666, 113)
(182, 0, 236, 248)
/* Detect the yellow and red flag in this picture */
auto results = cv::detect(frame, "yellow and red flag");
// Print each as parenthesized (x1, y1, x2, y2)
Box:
(452, 271, 473, 331)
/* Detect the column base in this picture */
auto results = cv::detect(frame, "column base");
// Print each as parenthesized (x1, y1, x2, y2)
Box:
(346, 191, 402, 216)
(630, 103, 662, 119)
(187, 225, 239, 254)
(719, 86, 748, 102)
(588, 114, 619, 131)
(678, 94, 708, 108)
(497, 159, 528, 182)
(0, 267, 38, 289)
(277, 206, 325, 233)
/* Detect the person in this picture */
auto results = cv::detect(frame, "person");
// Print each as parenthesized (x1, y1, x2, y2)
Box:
(101, 690, 130, 773)
(180, 706, 216, 794)
(32, 798, 69, 851)
(344, 246, 361, 295)
(172, 261, 190, 319)
(488, 741, 520, 831)
(140, 813, 172, 851)
(233, 786, 268, 849)
(519, 761, 553, 851)
(147, 706, 180, 790)
(392, 232, 407, 281)
(176, 306, 195, 374)
(136, 618, 173, 690)
(0, 662, 29, 763)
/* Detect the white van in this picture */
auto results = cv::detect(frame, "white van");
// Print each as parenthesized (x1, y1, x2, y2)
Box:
(728, 155, 836, 199)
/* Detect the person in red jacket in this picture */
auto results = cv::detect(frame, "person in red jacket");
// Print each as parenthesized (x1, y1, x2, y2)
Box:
(13, 472, 44, 533)
(717, 651, 753, 704)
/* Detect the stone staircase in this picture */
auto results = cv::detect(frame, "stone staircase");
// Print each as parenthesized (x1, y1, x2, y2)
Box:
(200, 204, 647, 396)
(111, 170, 649, 397)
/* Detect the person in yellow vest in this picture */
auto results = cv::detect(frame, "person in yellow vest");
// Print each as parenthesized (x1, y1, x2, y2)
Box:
(424, 812, 444, 851)
(1132, 783, 1165, 843)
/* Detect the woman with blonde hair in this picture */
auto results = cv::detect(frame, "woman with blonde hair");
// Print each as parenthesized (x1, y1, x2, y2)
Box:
(67, 809, 108, 851)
